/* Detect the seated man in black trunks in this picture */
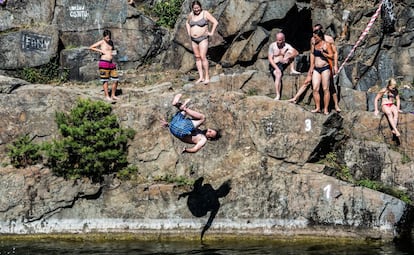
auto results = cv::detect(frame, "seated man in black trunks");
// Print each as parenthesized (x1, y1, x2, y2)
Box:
(268, 32, 299, 100)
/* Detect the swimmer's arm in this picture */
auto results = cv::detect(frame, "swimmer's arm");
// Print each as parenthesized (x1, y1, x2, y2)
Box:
(308, 44, 315, 75)
(185, 15, 191, 36)
(323, 43, 334, 60)
(396, 94, 401, 111)
(374, 89, 385, 115)
(285, 47, 298, 62)
(89, 40, 104, 54)
(183, 136, 207, 153)
(205, 11, 218, 36)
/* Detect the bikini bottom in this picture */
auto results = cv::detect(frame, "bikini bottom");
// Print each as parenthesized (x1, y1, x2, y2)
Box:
(191, 35, 208, 44)
(314, 65, 330, 74)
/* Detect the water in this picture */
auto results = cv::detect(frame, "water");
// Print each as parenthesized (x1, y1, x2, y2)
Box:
(0, 239, 413, 255)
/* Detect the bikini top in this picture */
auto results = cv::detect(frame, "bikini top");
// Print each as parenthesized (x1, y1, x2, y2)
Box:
(382, 89, 398, 100)
(313, 43, 328, 61)
(189, 11, 208, 27)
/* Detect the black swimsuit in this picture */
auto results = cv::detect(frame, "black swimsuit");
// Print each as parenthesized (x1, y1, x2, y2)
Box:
(313, 45, 330, 74)
(313, 48, 328, 62)
(314, 65, 330, 74)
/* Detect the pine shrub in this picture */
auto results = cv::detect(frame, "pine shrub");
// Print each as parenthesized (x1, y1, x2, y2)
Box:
(45, 99, 136, 181)
(7, 134, 42, 168)
(153, 0, 184, 28)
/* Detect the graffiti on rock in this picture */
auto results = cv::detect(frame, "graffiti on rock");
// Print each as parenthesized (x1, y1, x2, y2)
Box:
(69, 5, 89, 19)
(21, 33, 52, 52)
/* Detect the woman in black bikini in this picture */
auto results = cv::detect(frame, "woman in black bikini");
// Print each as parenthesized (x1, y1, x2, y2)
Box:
(374, 78, 401, 137)
(186, 1, 218, 85)
(310, 29, 334, 115)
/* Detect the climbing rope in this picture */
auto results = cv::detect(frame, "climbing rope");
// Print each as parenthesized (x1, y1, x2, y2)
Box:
(336, 0, 394, 77)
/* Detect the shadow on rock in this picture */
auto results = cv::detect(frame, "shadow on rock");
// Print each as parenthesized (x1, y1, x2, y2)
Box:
(178, 177, 231, 240)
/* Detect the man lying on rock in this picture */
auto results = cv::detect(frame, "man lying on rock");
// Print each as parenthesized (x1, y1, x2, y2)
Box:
(160, 94, 220, 153)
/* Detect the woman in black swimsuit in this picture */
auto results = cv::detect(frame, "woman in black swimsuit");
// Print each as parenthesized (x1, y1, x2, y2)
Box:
(310, 29, 334, 114)
(186, 1, 218, 84)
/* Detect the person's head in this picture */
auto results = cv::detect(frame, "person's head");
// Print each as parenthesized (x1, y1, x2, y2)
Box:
(313, 24, 323, 32)
(103, 29, 114, 49)
(103, 29, 112, 41)
(313, 29, 325, 43)
(191, 1, 202, 15)
(205, 128, 221, 140)
(276, 32, 285, 49)
(387, 78, 397, 91)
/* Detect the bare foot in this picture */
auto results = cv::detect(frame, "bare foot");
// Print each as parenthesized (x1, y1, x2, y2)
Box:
(290, 70, 301, 75)
(196, 78, 204, 84)
(287, 98, 297, 103)
(335, 107, 341, 113)
(112, 96, 119, 100)
(180, 98, 191, 110)
(311, 109, 320, 113)
(324, 111, 329, 115)
(105, 97, 112, 102)
(394, 129, 401, 137)
(274, 95, 280, 101)
(203, 79, 209, 85)
(172, 94, 183, 106)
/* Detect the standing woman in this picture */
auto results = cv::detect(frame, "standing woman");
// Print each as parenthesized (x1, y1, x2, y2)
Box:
(374, 78, 401, 137)
(89, 29, 119, 102)
(310, 29, 334, 115)
(186, 1, 218, 85)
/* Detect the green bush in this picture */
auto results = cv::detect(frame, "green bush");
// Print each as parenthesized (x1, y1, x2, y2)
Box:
(45, 98, 136, 181)
(401, 153, 411, 164)
(357, 179, 412, 205)
(19, 57, 69, 84)
(246, 88, 258, 96)
(153, 0, 184, 28)
(117, 165, 139, 181)
(320, 151, 412, 204)
(7, 134, 42, 168)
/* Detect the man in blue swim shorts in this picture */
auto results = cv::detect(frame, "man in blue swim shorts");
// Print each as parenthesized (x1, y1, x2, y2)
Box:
(160, 94, 220, 153)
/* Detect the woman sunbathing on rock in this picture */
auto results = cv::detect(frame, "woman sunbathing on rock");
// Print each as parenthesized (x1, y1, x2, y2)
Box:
(374, 78, 402, 137)
(160, 94, 220, 153)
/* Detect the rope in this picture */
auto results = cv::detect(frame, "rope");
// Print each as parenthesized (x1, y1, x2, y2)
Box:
(335, 1, 384, 77)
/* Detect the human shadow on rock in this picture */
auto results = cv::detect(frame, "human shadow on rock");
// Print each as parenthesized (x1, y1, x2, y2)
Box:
(178, 177, 231, 240)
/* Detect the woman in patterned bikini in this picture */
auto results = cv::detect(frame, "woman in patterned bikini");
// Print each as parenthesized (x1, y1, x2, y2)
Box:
(374, 78, 402, 137)
(186, 1, 218, 85)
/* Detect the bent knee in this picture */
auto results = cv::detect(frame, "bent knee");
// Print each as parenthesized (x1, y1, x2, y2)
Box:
(273, 70, 282, 77)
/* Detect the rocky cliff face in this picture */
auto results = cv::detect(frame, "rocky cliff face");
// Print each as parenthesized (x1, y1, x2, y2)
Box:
(0, 0, 414, 241)
(1, 71, 414, 240)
